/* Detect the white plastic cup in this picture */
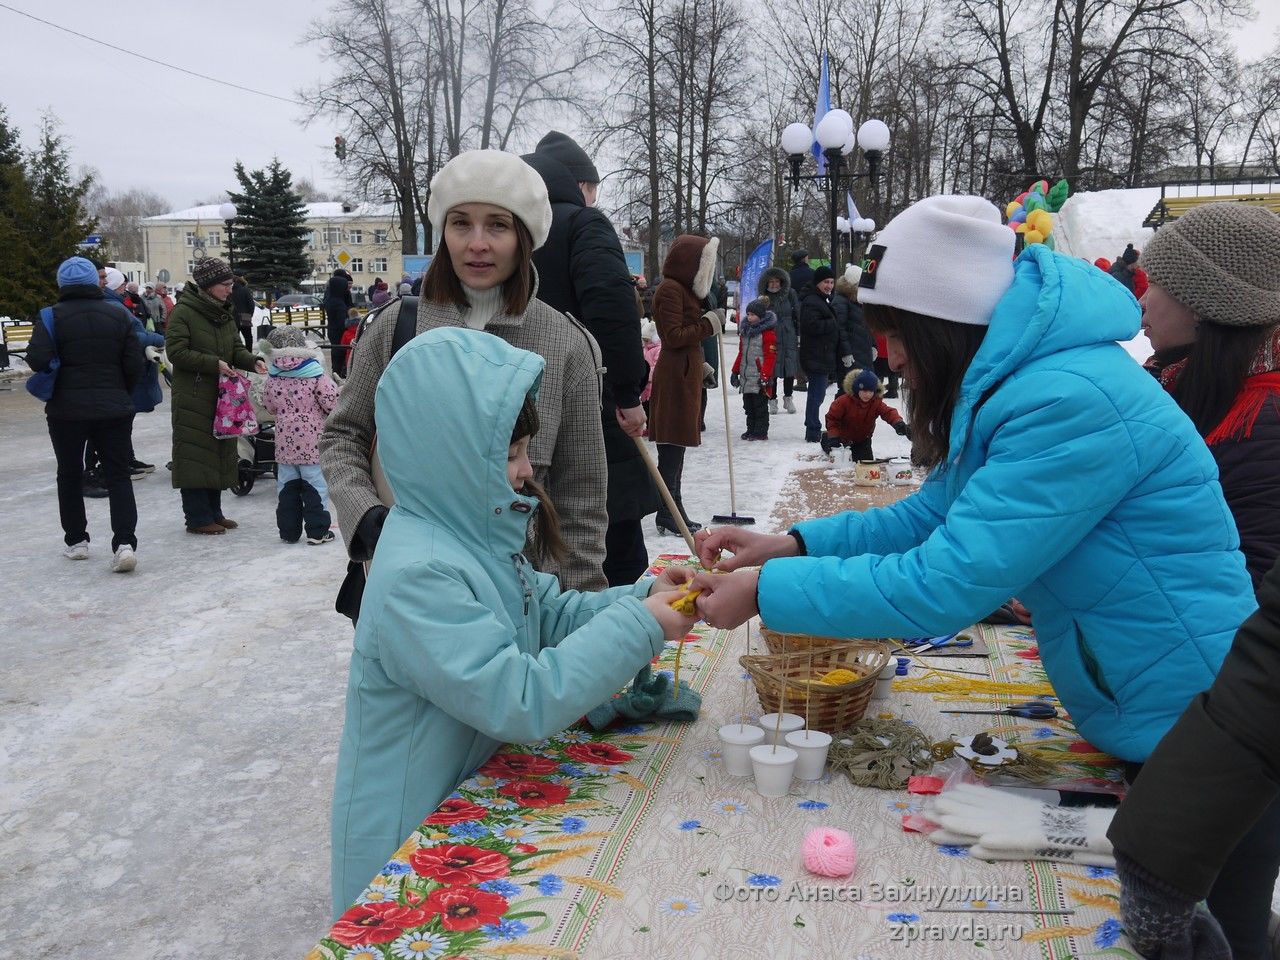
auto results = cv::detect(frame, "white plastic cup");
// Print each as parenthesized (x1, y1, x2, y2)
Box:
(786, 729, 833, 781)
(750, 743, 798, 796)
(758, 712, 805, 746)
(718, 724, 766, 776)
(871, 661, 895, 700)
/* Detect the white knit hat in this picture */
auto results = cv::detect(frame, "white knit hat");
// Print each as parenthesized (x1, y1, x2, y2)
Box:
(427, 150, 552, 251)
(857, 195, 1016, 326)
(103, 266, 126, 291)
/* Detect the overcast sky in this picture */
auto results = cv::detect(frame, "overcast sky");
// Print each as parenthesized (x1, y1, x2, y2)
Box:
(1, 0, 1277, 212)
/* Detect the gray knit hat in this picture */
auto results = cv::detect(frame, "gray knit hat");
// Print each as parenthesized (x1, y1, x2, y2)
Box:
(1141, 203, 1280, 327)
(266, 325, 309, 350)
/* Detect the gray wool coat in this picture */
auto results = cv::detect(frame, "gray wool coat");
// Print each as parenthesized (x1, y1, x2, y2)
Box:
(757, 266, 800, 378)
(320, 284, 609, 593)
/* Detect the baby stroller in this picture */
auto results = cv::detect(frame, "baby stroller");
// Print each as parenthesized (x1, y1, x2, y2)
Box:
(232, 423, 276, 496)
(231, 371, 277, 496)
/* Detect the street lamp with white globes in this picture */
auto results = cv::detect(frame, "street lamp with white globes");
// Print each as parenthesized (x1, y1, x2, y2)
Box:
(780, 112, 889, 274)
(218, 201, 238, 271)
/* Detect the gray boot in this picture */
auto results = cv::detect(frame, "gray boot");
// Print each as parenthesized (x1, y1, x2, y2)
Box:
(769, 397, 778, 415)
(783, 396, 796, 414)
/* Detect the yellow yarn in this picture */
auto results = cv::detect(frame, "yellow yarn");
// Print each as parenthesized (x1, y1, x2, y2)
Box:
(668, 586, 701, 615)
(893, 669, 1055, 698)
(818, 668, 860, 685)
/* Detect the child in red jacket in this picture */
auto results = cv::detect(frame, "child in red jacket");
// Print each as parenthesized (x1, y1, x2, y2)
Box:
(821, 367, 909, 459)
(730, 298, 778, 440)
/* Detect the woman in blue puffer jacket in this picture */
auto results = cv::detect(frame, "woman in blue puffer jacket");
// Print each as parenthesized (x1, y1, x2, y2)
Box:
(691, 195, 1255, 765)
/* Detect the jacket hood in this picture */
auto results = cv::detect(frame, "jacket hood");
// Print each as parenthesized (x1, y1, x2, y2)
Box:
(269, 349, 325, 374)
(758, 267, 791, 297)
(662, 235, 712, 292)
(176, 282, 234, 323)
(374, 328, 544, 559)
(520, 151, 586, 208)
(948, 245, 1141, 458)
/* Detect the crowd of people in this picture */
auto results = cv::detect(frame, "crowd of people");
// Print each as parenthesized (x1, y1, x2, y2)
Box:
(23, 133, 1280, 959)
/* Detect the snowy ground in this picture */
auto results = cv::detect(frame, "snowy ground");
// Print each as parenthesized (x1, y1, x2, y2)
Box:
(0, 323, 1185, 957)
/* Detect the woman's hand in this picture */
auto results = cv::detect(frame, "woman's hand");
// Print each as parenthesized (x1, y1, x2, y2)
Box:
(694, 527, 798, 572)
(642, 594, 698, 642)
(254, 359, 269, 375)
(217, 360, 232, 375)
(647, 564, 697, 596)
(692, 568, 760, 629)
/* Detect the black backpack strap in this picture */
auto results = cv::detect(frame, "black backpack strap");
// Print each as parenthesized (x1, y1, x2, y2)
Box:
(391, 295, 419, 357)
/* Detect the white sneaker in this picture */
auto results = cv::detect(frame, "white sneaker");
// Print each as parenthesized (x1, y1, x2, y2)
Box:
(63, 541, 89, 560)
(306, 530, 336, 545)
(783, 396, 796, 414)
(112, 545, 137, 573)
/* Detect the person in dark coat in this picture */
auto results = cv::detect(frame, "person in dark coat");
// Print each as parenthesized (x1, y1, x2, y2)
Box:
(832, 265, 873, 386)
(648, 235, 719, 536)
(758, 266, 801, 414)
(1114, 202, 1280, 960)
(323, 269, 354, 373)
(797, 265, 840, 442)
(788, 249, 814, 297)
(27, 256, 145, 571)
(1108, 558, 1280, 960)
(523, 132, 659, 585)
(230, 275, 257, 350)
(166, 257, 268, 534)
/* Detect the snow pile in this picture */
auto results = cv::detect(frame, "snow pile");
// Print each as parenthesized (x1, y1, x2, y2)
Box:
(1053, 187, 1160, 263)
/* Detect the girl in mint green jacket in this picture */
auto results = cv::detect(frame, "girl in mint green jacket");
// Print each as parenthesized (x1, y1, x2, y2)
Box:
(329, 328, 696, 917)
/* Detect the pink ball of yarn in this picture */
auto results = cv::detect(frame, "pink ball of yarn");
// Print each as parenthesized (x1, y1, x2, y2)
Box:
(802, 827, 857, 878)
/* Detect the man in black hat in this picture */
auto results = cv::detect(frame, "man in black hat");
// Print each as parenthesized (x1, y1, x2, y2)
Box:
(523, 132, 658, 586)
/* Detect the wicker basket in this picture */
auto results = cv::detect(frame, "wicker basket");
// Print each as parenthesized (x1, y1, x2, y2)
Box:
(758, 626, 860, 655)
(740, 641, 892, 733)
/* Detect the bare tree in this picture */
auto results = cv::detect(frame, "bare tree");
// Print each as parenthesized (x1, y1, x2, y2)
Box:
(84, 181, 169, 262)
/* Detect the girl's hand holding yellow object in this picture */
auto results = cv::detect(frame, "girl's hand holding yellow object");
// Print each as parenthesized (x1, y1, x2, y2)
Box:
(647, 564, 697, 596)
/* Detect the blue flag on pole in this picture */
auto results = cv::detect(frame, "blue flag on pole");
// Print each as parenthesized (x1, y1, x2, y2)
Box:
(847, 191, 860, 223)
(812, 50, 831, 175)
(739, 238, 774, 323)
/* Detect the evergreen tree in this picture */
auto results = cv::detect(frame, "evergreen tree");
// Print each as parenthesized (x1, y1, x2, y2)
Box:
(0, 104, 40, 320)
(25, 116, 97, 306)
(226, 159, 311, 292)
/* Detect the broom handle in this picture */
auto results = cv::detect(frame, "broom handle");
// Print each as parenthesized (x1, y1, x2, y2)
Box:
(715, 322, 738, 516)
(631, 435, 698, 556)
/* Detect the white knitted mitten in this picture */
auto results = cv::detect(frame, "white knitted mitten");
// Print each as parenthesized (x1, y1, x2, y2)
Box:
(926, 784, 1116, 865)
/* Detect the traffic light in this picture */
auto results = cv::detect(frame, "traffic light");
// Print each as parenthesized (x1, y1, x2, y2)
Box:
(334, 135, 347, 161)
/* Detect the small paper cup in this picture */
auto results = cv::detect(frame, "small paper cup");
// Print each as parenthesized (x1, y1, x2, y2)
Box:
(758, 712, 805, 746)
(718, 724, 765, 776)
(785, 729, 833, 781)
(871, 662, 896, 700)
(750, 743, 798, 796)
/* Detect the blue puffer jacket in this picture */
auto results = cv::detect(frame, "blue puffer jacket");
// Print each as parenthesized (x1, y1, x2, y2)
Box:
(330, 328, 665, 918)
(759, 246, 1255, 762)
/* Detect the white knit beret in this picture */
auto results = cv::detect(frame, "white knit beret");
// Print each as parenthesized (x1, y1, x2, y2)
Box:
(427, 150, 552, 251)
(858, 195, 1016, 326)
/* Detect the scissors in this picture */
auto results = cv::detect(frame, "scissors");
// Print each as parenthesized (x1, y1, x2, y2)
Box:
(942, 701, 1059, 720)
(907, 632, 974, 650)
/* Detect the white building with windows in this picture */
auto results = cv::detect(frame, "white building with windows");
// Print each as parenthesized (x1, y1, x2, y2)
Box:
(141, 202, 414, 292)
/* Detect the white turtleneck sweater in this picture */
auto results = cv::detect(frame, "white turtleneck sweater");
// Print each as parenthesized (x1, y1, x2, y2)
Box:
(461, 283, 506, 330)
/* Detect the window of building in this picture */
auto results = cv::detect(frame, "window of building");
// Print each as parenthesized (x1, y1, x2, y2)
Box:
(348, 229, 362, 244)
(206, 231, 220, 247)
(372, 229, 389, 245)
(349, 258, 364, 273)
(323, 226, 343, 245)
(185, 232, 197, 246)
(186, 260, 198, 275)
(305, 231, 317, 249)
(372, 257, 388, 272)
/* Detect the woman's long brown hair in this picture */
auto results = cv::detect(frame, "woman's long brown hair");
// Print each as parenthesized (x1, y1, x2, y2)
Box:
(863, 304, 988, 469)
(510, 394, 567, 566)
(1171, 322, 1273, 436)
(420, 217, 535, 316)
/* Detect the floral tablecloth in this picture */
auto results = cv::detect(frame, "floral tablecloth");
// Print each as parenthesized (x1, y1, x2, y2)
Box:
(308, 556, 1137, 960)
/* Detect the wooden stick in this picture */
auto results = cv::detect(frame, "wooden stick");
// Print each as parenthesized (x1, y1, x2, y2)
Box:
(630, 434, 698, 556)
(714, 323, 739, 515)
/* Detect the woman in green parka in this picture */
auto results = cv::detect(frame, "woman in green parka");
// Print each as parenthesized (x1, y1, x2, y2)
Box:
(165, 257, 267, 533)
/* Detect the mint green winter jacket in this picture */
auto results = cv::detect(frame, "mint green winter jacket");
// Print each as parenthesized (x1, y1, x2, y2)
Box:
(329, 328, 664, 917)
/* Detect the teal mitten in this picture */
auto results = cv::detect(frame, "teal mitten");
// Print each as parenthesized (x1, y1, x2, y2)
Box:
(584, 667, 701, 730)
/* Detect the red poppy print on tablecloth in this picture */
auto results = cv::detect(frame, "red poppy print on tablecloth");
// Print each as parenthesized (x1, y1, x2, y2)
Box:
(479, 752, 560, 778)
(496, 779, 572, 808)
(409, 844, 512, 885)
(1015, 647, 1040, 660)
(329, 902, 431, 946)
(423, 885, 510, 932)
(564, 742, 633, 766)
(424, 797, 490, 826)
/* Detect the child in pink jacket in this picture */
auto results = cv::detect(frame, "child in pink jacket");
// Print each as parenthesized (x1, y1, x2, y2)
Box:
(261, 327, 341, 544)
